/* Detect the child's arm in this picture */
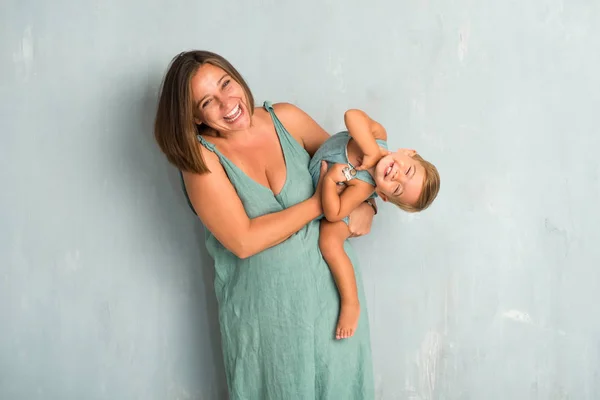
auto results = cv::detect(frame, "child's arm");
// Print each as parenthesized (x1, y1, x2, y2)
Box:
(344, 109, 389, 170)
(322, 164, 376, 222)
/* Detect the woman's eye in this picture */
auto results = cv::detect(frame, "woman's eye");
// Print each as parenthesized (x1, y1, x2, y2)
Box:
(201, 99, 212, 109)
(222, 80, 230, 89)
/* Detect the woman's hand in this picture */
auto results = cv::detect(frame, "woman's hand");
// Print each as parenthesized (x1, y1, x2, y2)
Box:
(347, 200, 376, 237)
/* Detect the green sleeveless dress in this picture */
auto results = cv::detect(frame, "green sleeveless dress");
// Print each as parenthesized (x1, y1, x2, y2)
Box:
(186, 101, 374, 399)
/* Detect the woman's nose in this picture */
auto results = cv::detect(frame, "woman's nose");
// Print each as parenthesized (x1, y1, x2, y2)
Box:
(220, 97, 235, 111)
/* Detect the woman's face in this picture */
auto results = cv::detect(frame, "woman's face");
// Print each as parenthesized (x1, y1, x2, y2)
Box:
(191, 63, 252, 133)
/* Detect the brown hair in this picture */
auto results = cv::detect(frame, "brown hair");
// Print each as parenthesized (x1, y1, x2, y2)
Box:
(154, 50, 255, 174)
(391, 154, 440, 212)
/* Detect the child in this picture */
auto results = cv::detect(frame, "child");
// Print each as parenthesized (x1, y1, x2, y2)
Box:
(309, 109, 440, 339)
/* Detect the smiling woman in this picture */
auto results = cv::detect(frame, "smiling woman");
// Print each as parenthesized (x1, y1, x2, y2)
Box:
(192, 64, 250, 128)
(153, 50, 377, 400)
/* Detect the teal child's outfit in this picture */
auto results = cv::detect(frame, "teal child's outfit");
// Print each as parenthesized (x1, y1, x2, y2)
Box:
(308, 130, 388, 223)
(181, 102, 375, 399)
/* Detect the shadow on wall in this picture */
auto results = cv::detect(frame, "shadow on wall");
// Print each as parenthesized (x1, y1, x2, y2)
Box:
(116, 64, 228, 399)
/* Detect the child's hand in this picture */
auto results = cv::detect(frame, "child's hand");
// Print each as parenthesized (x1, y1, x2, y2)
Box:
(355, 146, 390, 171)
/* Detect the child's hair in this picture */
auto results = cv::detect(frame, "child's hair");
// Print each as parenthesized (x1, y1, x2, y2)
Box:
(390, 154, 440, 212)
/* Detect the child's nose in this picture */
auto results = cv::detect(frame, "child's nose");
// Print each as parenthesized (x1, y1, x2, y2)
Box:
(397, 169, 410, 183)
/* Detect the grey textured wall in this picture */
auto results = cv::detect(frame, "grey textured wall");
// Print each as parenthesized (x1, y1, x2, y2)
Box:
(2, 0, 599, 399)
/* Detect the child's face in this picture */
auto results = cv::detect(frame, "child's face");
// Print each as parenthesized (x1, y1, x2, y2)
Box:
(373, 149, 425, 206)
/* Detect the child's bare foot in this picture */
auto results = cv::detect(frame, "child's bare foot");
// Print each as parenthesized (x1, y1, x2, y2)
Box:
(335, 302, 360, 340)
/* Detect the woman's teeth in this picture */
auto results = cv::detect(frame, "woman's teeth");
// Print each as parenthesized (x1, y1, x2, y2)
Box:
(223, 105, 242, 122)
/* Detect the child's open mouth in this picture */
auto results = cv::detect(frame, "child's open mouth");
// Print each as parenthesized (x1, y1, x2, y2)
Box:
(384, 162, 395, 178)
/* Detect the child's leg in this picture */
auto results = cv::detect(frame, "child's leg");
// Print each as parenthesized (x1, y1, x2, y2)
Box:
(319, 219, 360, 340)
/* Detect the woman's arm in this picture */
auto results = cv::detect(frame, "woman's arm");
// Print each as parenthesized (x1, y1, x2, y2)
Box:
(272, 103, 330, 156)
(183, 148, 326, 259)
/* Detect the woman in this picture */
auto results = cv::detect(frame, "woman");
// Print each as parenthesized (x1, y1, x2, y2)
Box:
(154, 50, 376, 399)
